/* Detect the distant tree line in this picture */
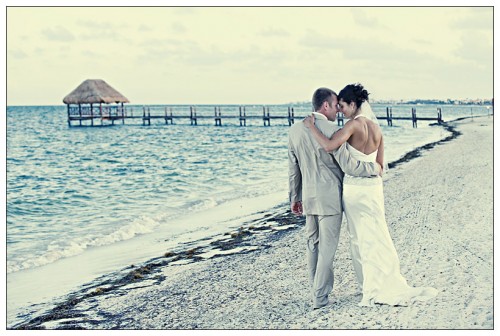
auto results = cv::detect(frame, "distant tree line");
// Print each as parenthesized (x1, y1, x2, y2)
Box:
(291, 98, 493, 106)
(405, 99, 492, 105)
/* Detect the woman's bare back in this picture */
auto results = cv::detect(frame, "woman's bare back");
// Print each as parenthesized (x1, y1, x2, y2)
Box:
(347, 116, 382, 155)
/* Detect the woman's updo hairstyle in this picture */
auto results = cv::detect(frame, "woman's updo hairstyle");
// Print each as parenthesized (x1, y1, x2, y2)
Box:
(338, 83, 370, 109)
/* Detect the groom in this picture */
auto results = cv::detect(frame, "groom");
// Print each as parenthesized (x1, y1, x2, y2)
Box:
(288, 87, 380, 309)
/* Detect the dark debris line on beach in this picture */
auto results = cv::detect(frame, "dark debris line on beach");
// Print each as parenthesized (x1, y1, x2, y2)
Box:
(388, 121, 461, 169)
(11, 206, 304, 330)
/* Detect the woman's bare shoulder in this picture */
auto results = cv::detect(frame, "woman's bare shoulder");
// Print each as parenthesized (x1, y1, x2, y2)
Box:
(345, 118, 363, 127)
(346, 118, 367, 131)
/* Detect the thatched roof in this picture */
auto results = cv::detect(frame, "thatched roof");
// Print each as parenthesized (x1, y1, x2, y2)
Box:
(63, 79, 130, 104)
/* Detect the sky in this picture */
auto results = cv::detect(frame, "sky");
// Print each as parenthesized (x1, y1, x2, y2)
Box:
(5, 4, 495, 105)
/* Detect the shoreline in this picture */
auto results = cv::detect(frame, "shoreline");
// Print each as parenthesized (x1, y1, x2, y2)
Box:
(387, 120, 462, 169)
(11, 205, 305, 330)
(10, 115, 493, 329)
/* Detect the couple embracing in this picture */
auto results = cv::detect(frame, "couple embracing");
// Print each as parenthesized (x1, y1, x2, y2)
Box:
(288, 84, 438, 309)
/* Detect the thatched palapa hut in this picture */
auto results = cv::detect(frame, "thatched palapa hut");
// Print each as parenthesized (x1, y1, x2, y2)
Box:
(63, 79, 130, 126)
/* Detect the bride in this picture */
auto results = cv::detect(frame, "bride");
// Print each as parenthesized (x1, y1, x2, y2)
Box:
(304, 83, 438, 307)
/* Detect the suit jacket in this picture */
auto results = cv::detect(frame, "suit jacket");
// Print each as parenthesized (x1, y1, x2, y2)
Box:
(288, 115, 380, 216)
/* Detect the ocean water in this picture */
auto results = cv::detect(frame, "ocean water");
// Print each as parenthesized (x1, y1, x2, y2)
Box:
(5, 103, 491, 326)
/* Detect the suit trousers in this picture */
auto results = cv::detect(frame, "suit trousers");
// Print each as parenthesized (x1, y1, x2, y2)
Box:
(305, 214, 342, 308)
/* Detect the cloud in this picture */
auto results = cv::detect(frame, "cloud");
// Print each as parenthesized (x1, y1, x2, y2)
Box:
(298, 28, 490, 98)
(79, 29, 121, 41)
(76, 20, 128, 30)
(340, 38, 492, 100)
(351, 8, 385, 29)
(171, 7, 198, 15)
(183, 45, 230, 66)
(298, 29, 423, 65)
(41, 26, 75, 42)
(8, 49, 27, 59)
(82, 50, 100, 58)
(259, 28, 290, 38)
(298, 29, 336, 49)
(453, 31, 493, 65)
(135, 38, 199, 64)
(171, 22, 187, 34)
(451, 8, 492, 31)
(76, 19, 129, 41)
(138, 24, 152, 32)
(412, 38, 432, 46)
(136, 36, 291, 74)
(340, 39, 427, 63)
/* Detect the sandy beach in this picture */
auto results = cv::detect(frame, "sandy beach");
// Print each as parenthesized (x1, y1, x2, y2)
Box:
(12, 116, 493, 330)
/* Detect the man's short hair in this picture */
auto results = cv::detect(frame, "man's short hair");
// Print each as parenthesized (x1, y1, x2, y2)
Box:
(312, 88, 336, 111)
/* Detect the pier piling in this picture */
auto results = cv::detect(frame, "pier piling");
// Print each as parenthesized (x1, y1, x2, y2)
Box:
(337, 112, 344, 126)
(239, 106, 247, 126)
(215, 107, 222, 126)
(386, 107, 393, 126)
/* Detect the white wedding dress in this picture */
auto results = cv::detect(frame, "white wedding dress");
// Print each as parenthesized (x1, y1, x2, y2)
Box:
(342, 137, 438, 307)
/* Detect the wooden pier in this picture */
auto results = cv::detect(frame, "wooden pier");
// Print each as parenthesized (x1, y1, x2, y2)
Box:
(67, 105, 444, 128)
(337, 107, 444, 128)
(136, 106, 296, 127)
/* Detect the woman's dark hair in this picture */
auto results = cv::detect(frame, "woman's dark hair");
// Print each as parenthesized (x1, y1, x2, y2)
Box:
(338, 83, 370, 109)
(312, 87, 336, 111)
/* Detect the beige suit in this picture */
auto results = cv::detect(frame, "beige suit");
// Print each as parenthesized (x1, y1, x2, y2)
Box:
(288, 114, 379, 308)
